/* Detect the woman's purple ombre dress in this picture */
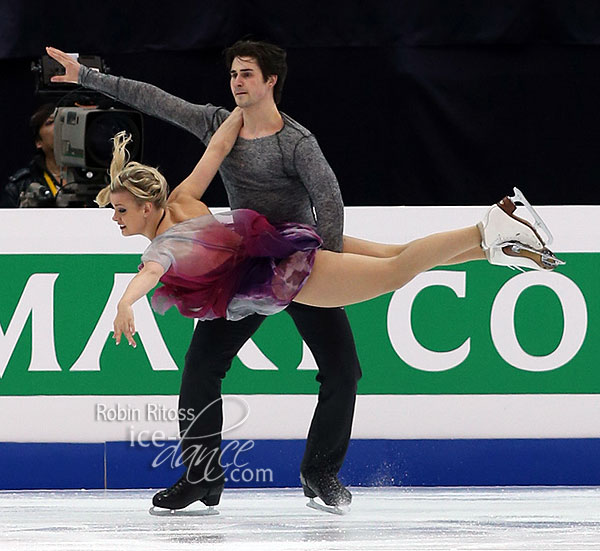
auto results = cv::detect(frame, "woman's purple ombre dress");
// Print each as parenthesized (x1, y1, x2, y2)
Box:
(140, 209, 322, 321)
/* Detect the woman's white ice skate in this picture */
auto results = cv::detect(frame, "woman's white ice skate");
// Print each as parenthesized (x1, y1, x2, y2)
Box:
(486, 241, 565, 271)
(478, 188, 564, 271)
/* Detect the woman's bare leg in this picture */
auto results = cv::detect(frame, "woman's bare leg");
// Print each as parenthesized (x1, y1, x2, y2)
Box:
(444, 246, 486, 265)
(343, 236, 407, 257)
(294, 226, 483, 308)
(343, 235, 484, 265)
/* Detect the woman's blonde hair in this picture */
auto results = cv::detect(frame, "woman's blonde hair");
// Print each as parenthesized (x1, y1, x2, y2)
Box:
(96, 131, 168, 208)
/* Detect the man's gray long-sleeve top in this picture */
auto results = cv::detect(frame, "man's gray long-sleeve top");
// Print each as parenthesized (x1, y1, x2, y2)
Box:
(79, 67, 344, 252)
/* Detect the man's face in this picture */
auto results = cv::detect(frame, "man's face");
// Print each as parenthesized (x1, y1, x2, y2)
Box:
(36, 113, 55, 157)
(230, 56, 276, 108)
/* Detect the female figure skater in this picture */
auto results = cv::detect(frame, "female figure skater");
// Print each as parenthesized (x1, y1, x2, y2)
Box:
(100, 108, 562, 348)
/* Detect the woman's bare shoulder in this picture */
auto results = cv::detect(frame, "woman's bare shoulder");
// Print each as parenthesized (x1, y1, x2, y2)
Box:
(166, 198, 211, 224)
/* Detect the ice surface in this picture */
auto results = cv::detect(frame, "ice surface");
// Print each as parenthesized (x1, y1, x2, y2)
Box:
(2, 487, 600, 551)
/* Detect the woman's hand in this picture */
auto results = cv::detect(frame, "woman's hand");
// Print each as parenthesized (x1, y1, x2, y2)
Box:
(45, 47, 81, 84)
(113, 303, 137, 348)
(208, 107, 244, 156)
(111, 263, 163, 348)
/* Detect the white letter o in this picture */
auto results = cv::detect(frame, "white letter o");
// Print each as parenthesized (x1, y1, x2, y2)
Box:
(490, 272, 587, 372)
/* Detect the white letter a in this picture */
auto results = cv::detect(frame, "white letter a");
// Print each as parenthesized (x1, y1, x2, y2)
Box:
(70, 273, 178, 372)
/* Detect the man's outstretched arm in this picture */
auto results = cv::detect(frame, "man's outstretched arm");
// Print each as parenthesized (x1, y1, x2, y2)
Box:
(46, 46, 227, 143)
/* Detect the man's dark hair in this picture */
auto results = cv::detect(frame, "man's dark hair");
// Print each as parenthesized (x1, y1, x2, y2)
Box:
(224, 40, 288, 105)
(29, 103, 56, 142)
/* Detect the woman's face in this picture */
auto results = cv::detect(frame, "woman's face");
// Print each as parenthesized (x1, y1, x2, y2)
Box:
(110, 190, 146, 236)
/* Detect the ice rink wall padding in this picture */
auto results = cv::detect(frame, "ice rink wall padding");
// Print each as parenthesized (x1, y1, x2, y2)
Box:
(1, 208, 599, 489)
(2, 439, 600, 490)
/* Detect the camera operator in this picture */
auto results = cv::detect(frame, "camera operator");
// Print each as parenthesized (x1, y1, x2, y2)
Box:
(1, 103, 64, 207)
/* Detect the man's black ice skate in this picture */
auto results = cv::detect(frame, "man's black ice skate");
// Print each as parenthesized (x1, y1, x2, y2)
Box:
(149, 474, 223, 516)
(300, 472, 352, 515)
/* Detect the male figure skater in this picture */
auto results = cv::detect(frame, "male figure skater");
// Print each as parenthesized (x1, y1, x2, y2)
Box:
(47, 40, 361, 514)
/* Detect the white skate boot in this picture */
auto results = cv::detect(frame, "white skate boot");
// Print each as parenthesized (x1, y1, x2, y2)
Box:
(478, 188, 564, 271)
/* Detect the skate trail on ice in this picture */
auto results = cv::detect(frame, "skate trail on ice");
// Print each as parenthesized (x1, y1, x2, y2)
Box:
(2, 487, 600, 550)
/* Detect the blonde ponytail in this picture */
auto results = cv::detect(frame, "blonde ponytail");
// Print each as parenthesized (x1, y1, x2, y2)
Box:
(96, 131, 168, 208)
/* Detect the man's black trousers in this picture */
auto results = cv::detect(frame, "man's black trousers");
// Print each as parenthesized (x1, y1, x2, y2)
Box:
(177, 302, 362, 484)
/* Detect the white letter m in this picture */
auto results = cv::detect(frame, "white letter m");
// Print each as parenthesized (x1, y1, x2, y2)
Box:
(0, 274, 61, 378)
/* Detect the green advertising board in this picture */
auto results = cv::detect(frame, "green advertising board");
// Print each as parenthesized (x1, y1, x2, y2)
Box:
(0, 251, 594, 396)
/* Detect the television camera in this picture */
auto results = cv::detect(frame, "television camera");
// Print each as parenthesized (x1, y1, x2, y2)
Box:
(31, 54, 143, 207)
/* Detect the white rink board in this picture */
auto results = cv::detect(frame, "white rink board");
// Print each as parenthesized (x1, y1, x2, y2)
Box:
(0, 205, 596, 254)
(1, 394, 600, 443)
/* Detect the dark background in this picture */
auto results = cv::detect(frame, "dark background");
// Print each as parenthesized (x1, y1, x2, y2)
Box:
(2, 0, 600, 207)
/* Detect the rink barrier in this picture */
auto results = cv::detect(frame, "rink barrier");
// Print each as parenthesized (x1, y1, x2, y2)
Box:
(2, 438, 600, 490)
(2, 207, 599, 490)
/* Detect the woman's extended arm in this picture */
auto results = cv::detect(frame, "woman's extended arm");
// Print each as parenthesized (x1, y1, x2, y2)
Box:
(113, 261, 165, 347)
(168, 108, 244, 203)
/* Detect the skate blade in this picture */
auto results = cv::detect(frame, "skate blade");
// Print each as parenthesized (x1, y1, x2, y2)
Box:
(501, 242, 565, 271)
(149, 505, 219, 517)
(510, 187, 554, 246)
(306, 497, 350, 516)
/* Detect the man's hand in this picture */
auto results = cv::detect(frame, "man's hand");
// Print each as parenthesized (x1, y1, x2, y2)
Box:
(45, 47, 81, 84)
